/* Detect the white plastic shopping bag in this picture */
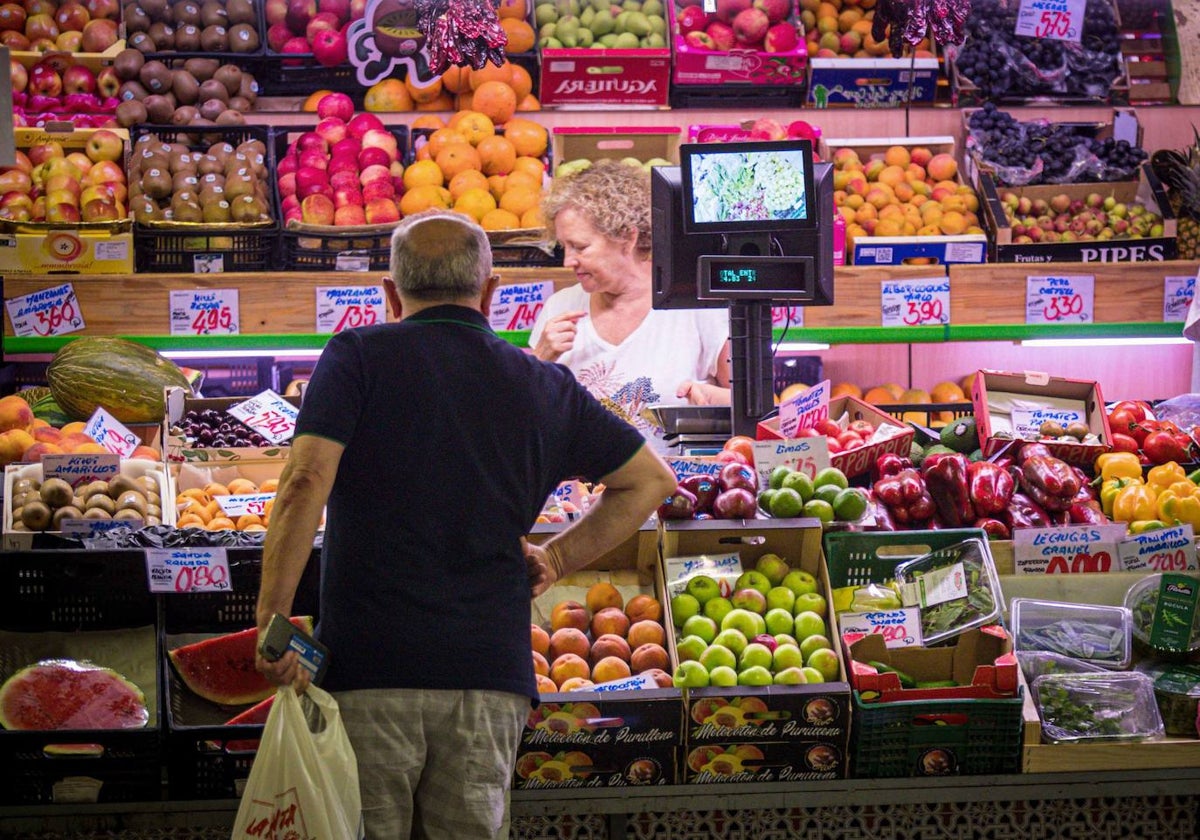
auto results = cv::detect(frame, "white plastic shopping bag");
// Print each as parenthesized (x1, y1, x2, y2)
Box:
(231, 686, 363, 839)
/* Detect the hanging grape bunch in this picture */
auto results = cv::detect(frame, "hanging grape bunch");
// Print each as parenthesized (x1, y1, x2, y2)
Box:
(871, 0, 972, 58)
(416, 0, 507, 74)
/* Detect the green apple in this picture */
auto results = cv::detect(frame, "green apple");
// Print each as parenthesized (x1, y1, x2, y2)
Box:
(734, 570, 772, 597)
(708, 665, 739, 687)
(676, 634, 709, 662)
(793, 610, 827, 642)
(764, 607, 794, 637)
(730, 587, 767, 614)
(781, 569, 818, 598)
(756, 553, 791, 586)
(712, 628, 748, 658)
(721, 608, 766, 640)
(772, 643, 805, 672)
(670, 592, 701, 626)
(682, 614, 719, 644)
(799, 633, 832, 660)
(774, 666, 809, 685)
(700, 643, 737, 673)
(774, 633, 798, 648)
(794, 592, 828, 618)
(738, 665, 774, 686)
(686, 574, 721, 605)
(765, 586, 796, 614)
(739, 642, 774, 671)
(807, 647, 841, 682)
(673, 660, 710, 688)
(800, 666, 825, 684)
(813, 466, 848, 490)
(703, 595, 734, 625)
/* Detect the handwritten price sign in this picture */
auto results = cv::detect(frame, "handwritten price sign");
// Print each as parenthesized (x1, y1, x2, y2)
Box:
(778, 379, 831, 438)
(1026, 275, 1094, 324)
(1015, 0, 1084, 42)
(42, 453, 120, 488)
(881, 279, 950, 327)
(83, 407, 140, 457)
(752, 436, 831, 488)
(839, 608, 923, 648)
(1010, 407, 1085, 440)
(215, 493, 276, 518)
(1013, 523, 1126, 574)
(227, 390, 299, 445)
(315, 286, 386, 334)
(1119, 525, 1198, 572)
(4, 282, 84, 338)
(145, 547, 231, 594)
(170, 289, 239, 336)
(1164, 275, 1195, 323)
(488, 282, 552, 332)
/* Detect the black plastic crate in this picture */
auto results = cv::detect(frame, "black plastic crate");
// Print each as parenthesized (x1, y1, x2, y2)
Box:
(875, 401, 976, 428)
(0, 551, 163, 805)
(773, 355, 823, 396)
(162, 548, 320, 800)
(130, 123, 283, 273)
(669, 83, 807, 109)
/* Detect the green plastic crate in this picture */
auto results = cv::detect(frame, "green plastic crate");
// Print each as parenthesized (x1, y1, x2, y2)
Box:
(851, 688, 1025, 778)
(823, 529, 988, 590)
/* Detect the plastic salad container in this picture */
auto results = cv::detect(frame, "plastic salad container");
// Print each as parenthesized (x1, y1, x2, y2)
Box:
(1011, 598, 1132, 670)
(892, 537, 1003, 646)
(1016, 651, 1107, 685)
(1124, 573, 1200, 658)
(1033, 672, 1164, 744)
(1135, 659, 1200, 738)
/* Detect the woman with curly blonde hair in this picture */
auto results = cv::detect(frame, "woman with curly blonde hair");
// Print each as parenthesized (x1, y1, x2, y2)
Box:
(530, 160, 730, 436)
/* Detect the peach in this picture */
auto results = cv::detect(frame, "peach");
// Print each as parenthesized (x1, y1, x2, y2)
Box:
(531, 624, 550, 656)
(59, 431, 96, 452)
(585, 581, 623, 614)
(883, 145, 911, 168)
(532, 651, 550, 677)
(550, 600, 589, 633)
(29, 418, 49, 429)
(0, 428, 36, 465)
(589, 633, 631, 665)
(535, 674, 558, 694)
(548, 627, 590, 662)
(71, 443, 108, 454)
(549, 652, 590, 687)
(627, 620, 666, 650)
(557, 677, 594, 692)
(927, 153, 957, 182)
(0, 395, 34, 433)
(590, 606, 629, 639)
(31, 424, 63, 442)
(630, 643, 669, 674)
(641, 668, 674, 688)
(624, 594, 662, 624)
(130, 444, 160, 460)
(910, 146, 933, 167)
(22, 441, 64, 462)
(591, 655, 631, 685)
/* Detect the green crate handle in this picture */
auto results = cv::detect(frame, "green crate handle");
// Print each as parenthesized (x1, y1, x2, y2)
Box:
(823, 528, 987, 589)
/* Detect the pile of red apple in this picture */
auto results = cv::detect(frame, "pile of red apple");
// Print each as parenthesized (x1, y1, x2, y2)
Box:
(0, 0, 120, 53)
(659, 461, 761, 522)
(11, 55, 119, 127)
(0, 128, 127, 224)
(675, 0, 800, 53)
(265, 0, 364, 68)
(278, 92, 405, 228)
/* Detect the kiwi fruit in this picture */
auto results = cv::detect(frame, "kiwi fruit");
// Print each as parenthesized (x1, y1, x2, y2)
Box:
(84, 494, 117, 515)
(143, 94, 174, 124)
(195, 154, 221, 176)
(227, 0, 254, 23)
(198, 77, 229, 103)
(39, 478, 74, 509)
(128, 30, 156, 53)
(236, 140, 265, 161)
(199, 23, 227, 51)
(138, 149, 171, 174)
(183, 57, 219, 81)
(215, 109, 245, 126)
(146, 503, 162, 519)
(237, 72, 258, 104)
(119, 79, 149, 101)
(223, 171, 253, 199)
(172, 201, 203, 223)
(170, 105, 197, 126)
(78, 479, 109, 500)
(173, 0, 201, 26)
(22, 501, 52, 531)
(230, 194, 264, 223)
(132, 196, 161, 223)
(115, 98, 148, 128)
(199, 0, 227, 27)
(147, 21, 174, 49)
(169, 148, 196, 172)
(172, 170, 199, 192)
(139, 60, 171, 94)
(114, 508, 145, 523)
(172, 189, 198, 207)
(140, 0, 167, 20)
(196, 97, 224, 122)
(213, 64, 242, 98)
(115, 489, 149, 516)
(223, 95, 249, 114)
(123, 4, 150, 31)
(228, 23, 258, 52)
(51, 506, 85, 529)
(83, 507, 113, 521)
(113, 48, 145, 82)
(11, 478, 37, 495)
(203, 200, 232, 224)
(174, 23, 201, 51)
(141, 167, 172, 200)
(171, 69, 199, 104)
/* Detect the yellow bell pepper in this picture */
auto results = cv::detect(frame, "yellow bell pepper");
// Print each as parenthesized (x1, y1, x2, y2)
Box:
(1096, 451, 1144, 482)
(1147, 461, 1189, 491)
(1158, 480, 1200, 529)
(1128, 520, 1167, 534)
(1101, 476, 1142, 518)
(1112, 482, 1160, 522)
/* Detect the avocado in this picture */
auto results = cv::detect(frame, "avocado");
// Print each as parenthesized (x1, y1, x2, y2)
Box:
(939, 417, 979, 454)
(921, 444, 958, 462)
(909, 440, 926, 466)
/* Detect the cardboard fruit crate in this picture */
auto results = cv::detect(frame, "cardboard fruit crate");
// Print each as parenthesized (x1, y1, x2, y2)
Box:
(661, 519, 852, 783)
(668, 2, 806, 91)
(0, 549, 161, 805)
(970, 369, 1113, 466)
(551, 126, 681, 171)
(978, 165, 1177, 264)
(517, 522, 682, 789)
(539, 48, 671, 108)
(163, 386, 299, 466)
(11, 43, 125, 129)
(807, 57, 940, 108)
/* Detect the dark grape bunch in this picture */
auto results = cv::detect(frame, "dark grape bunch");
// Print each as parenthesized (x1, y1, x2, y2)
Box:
(1088, 137, 1148, 173)
(1026, 122, 1086, 181)
(968, 103, 1036, 168)
(171, 409, 278, 449)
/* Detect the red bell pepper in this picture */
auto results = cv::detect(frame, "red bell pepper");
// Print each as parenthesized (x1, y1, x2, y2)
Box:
(924, 453, 975, 527)
(1067, 499, 1108, 525)
(1004, 491, 1052, 530)
(974, 517, 1011, 539)
(967, 460, 1015, 516)
(1021, 455, 1080, 499)
(1016, 442, 1054, 464)
(872, 452, 911, 483)
(872, 468, 935, 526)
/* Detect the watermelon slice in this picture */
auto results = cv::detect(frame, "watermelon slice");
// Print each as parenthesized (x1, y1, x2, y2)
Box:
(0, 659, 149, 731)
(217, 694, 276, 752)
(168, 617, 313, 706)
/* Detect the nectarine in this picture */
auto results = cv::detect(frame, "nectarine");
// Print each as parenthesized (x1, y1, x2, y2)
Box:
(624, 594, 661, 624)
(548, 627, 590, 661)
(585, 581, 623, 614)
(589, 633, 631, 665)
(627, 620, 665, 650)
(590, 606, 630, 639)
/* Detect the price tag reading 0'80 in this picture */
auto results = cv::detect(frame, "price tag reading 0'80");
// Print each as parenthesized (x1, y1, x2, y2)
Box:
(4, 282, 85, 338)
(315, 286, 386, 334)
(1014, 0, 1085, 42)
(170, 289, 239, 336)
(1026, 275, 1094, 324)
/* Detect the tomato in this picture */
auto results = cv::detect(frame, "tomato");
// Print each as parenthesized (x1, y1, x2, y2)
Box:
(826, 436, 844, 453)
(1112, 400, 1148, 423)
(849, 419, 876, 437)
(837, 431, 864, 450)
(1143, 430, 1188, 465)
(1109, 432, 1140, 454)
(794, 427, 822, 438)
(722, 435, 756, 465)
(1108, 408, 1138, 434)
(1129, 419, 1160, 446)
(714, 449, 748, 466)
(816, 419, 842, 437)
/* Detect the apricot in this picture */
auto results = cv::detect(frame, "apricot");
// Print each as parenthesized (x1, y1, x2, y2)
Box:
(627, 620, 666, 650)
(910, 146, 933, 167)
(585, 581, 623, 614)
(532, 650, 550, 677)
(549, 653, 590, 687)
(22, 442, 64, 462)
(630, 643, 669, 674)
(204, 482, 230, 497)
(591, 656, 632, 685)
(531, 624, 550, 656)
(0, 395, 34, 433)
(557, 676, 594, 692)
(72, 443, 108, 454)
(927, 153, 957, 182)
(640, 668, 673, 688)
(589, 633, 631, 665)
(590, 606, 630, 639)
(883, 145, 911, 168)
(0, 428, 35, 465)
(206, 516, 236, 530)
(550, 600, 589, 633)
(259, 479, 279, 493)
(59, 431, 95, 452)
(226, 478, 258, 495)
(548, 627, 590, 661)
(535, 674, 558, 694)
(624, 594, 661, 624)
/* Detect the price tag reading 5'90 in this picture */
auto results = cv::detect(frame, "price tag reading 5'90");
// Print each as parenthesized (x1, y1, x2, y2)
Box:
(316, 286, 386, 334)
(4, 282, 85, 338)
(145, 547, 230, 594)
(227, 390, 299, 445)
(1014, 0, 1084, 42)
(1026, 275, 1094, 324)
(170, 289, 239, 336)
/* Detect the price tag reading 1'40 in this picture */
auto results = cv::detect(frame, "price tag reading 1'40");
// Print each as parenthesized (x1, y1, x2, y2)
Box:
(170, 288, 239, 336)
(1014, 0, 1084, 42)
(226, 389, 299, 445)
(145, 547, 230, 594)
(881, 278, 950, 327)
(4, 282, 85, 338)
(316, 286, 386, 334)
(1026, 275, 1094, 324)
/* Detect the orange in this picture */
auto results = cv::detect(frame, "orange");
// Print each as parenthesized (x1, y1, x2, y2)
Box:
(454, 112, 495, 147)
(508, 63, 533, 101)
(498, 185, 540, 218)
(415, 92, 455, 111)
(176, 513, 206, 529)
(476, 134, 517, 176)
(503, 117, 547, 157)
(179, 499, 212, 524)
(226, 478, 258, 495)
(259, 479, 279, 493)
(414, 144, 431, 161)
(402, 159, 445, 189)
(502, 170, 541, 194)
(862, 386, 897, 405)
(500, 18, 535, 52)
(411, 114, 447, 131)
(179, 488, 211, 505)
(516, 93, 540, 111)
(435, 144, 482, 180)
(426, 127, 470, 160)
(472, 80, 517, 125)
(496, 0, 526, 19)
(469, 60, 514, 89)
(236, 513, 263, 530)
(204, 482, 230, 497)
(486, 174, 508, 201)
(302, 89, 333, 111)
(405, 74, 443, 104)
(511, 155, 545, 181)
(441, 65, 471, 94)
(448, 168, 490, 201)
(830, 381, 863, 399)
(453, 187, 498, 222)
(206, 517, 236, 531)
(520, 205, 544, 229)
(455, 91, 474, 111)
(480, 208, 521, 231)
(399, 184, 452, 216)
(363, 78, 414, 112)
(930, 381, 966, 403)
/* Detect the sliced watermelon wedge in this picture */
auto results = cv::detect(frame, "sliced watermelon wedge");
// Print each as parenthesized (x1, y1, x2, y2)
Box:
(168, 617, 313, 706)
(216, 693, 276, 752)
(0, 659, 149, 731)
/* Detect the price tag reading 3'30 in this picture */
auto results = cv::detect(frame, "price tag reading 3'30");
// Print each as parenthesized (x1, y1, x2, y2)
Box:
(881, 278, 950, 327)
(1026, 275, 1094, 324)
(1014, 0, 1085, 42)
(170, 289, 239, 336)
(227, 389, 299, 445)
(316, 286, 386, 334)
(4, 282, 84, 338)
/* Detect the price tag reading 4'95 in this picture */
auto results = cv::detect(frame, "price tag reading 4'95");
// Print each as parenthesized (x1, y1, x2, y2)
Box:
(316, 286, 386, 334)
(4, 282, 85, 338)
(1026, 275, 1094, 324)
(145, 547, 230, 594)
(1014, 0, 1084, 42)
(881, 278, 950, 327)
(227, 390, 299, 445)
(170, 289, 239, 336)
(83, 407, 140, 457)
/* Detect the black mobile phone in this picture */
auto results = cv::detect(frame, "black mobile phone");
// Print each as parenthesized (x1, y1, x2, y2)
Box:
(258, 614, 329, 684)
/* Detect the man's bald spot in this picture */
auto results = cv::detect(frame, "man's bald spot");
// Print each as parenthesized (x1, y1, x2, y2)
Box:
(403, 215, 476, 260)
